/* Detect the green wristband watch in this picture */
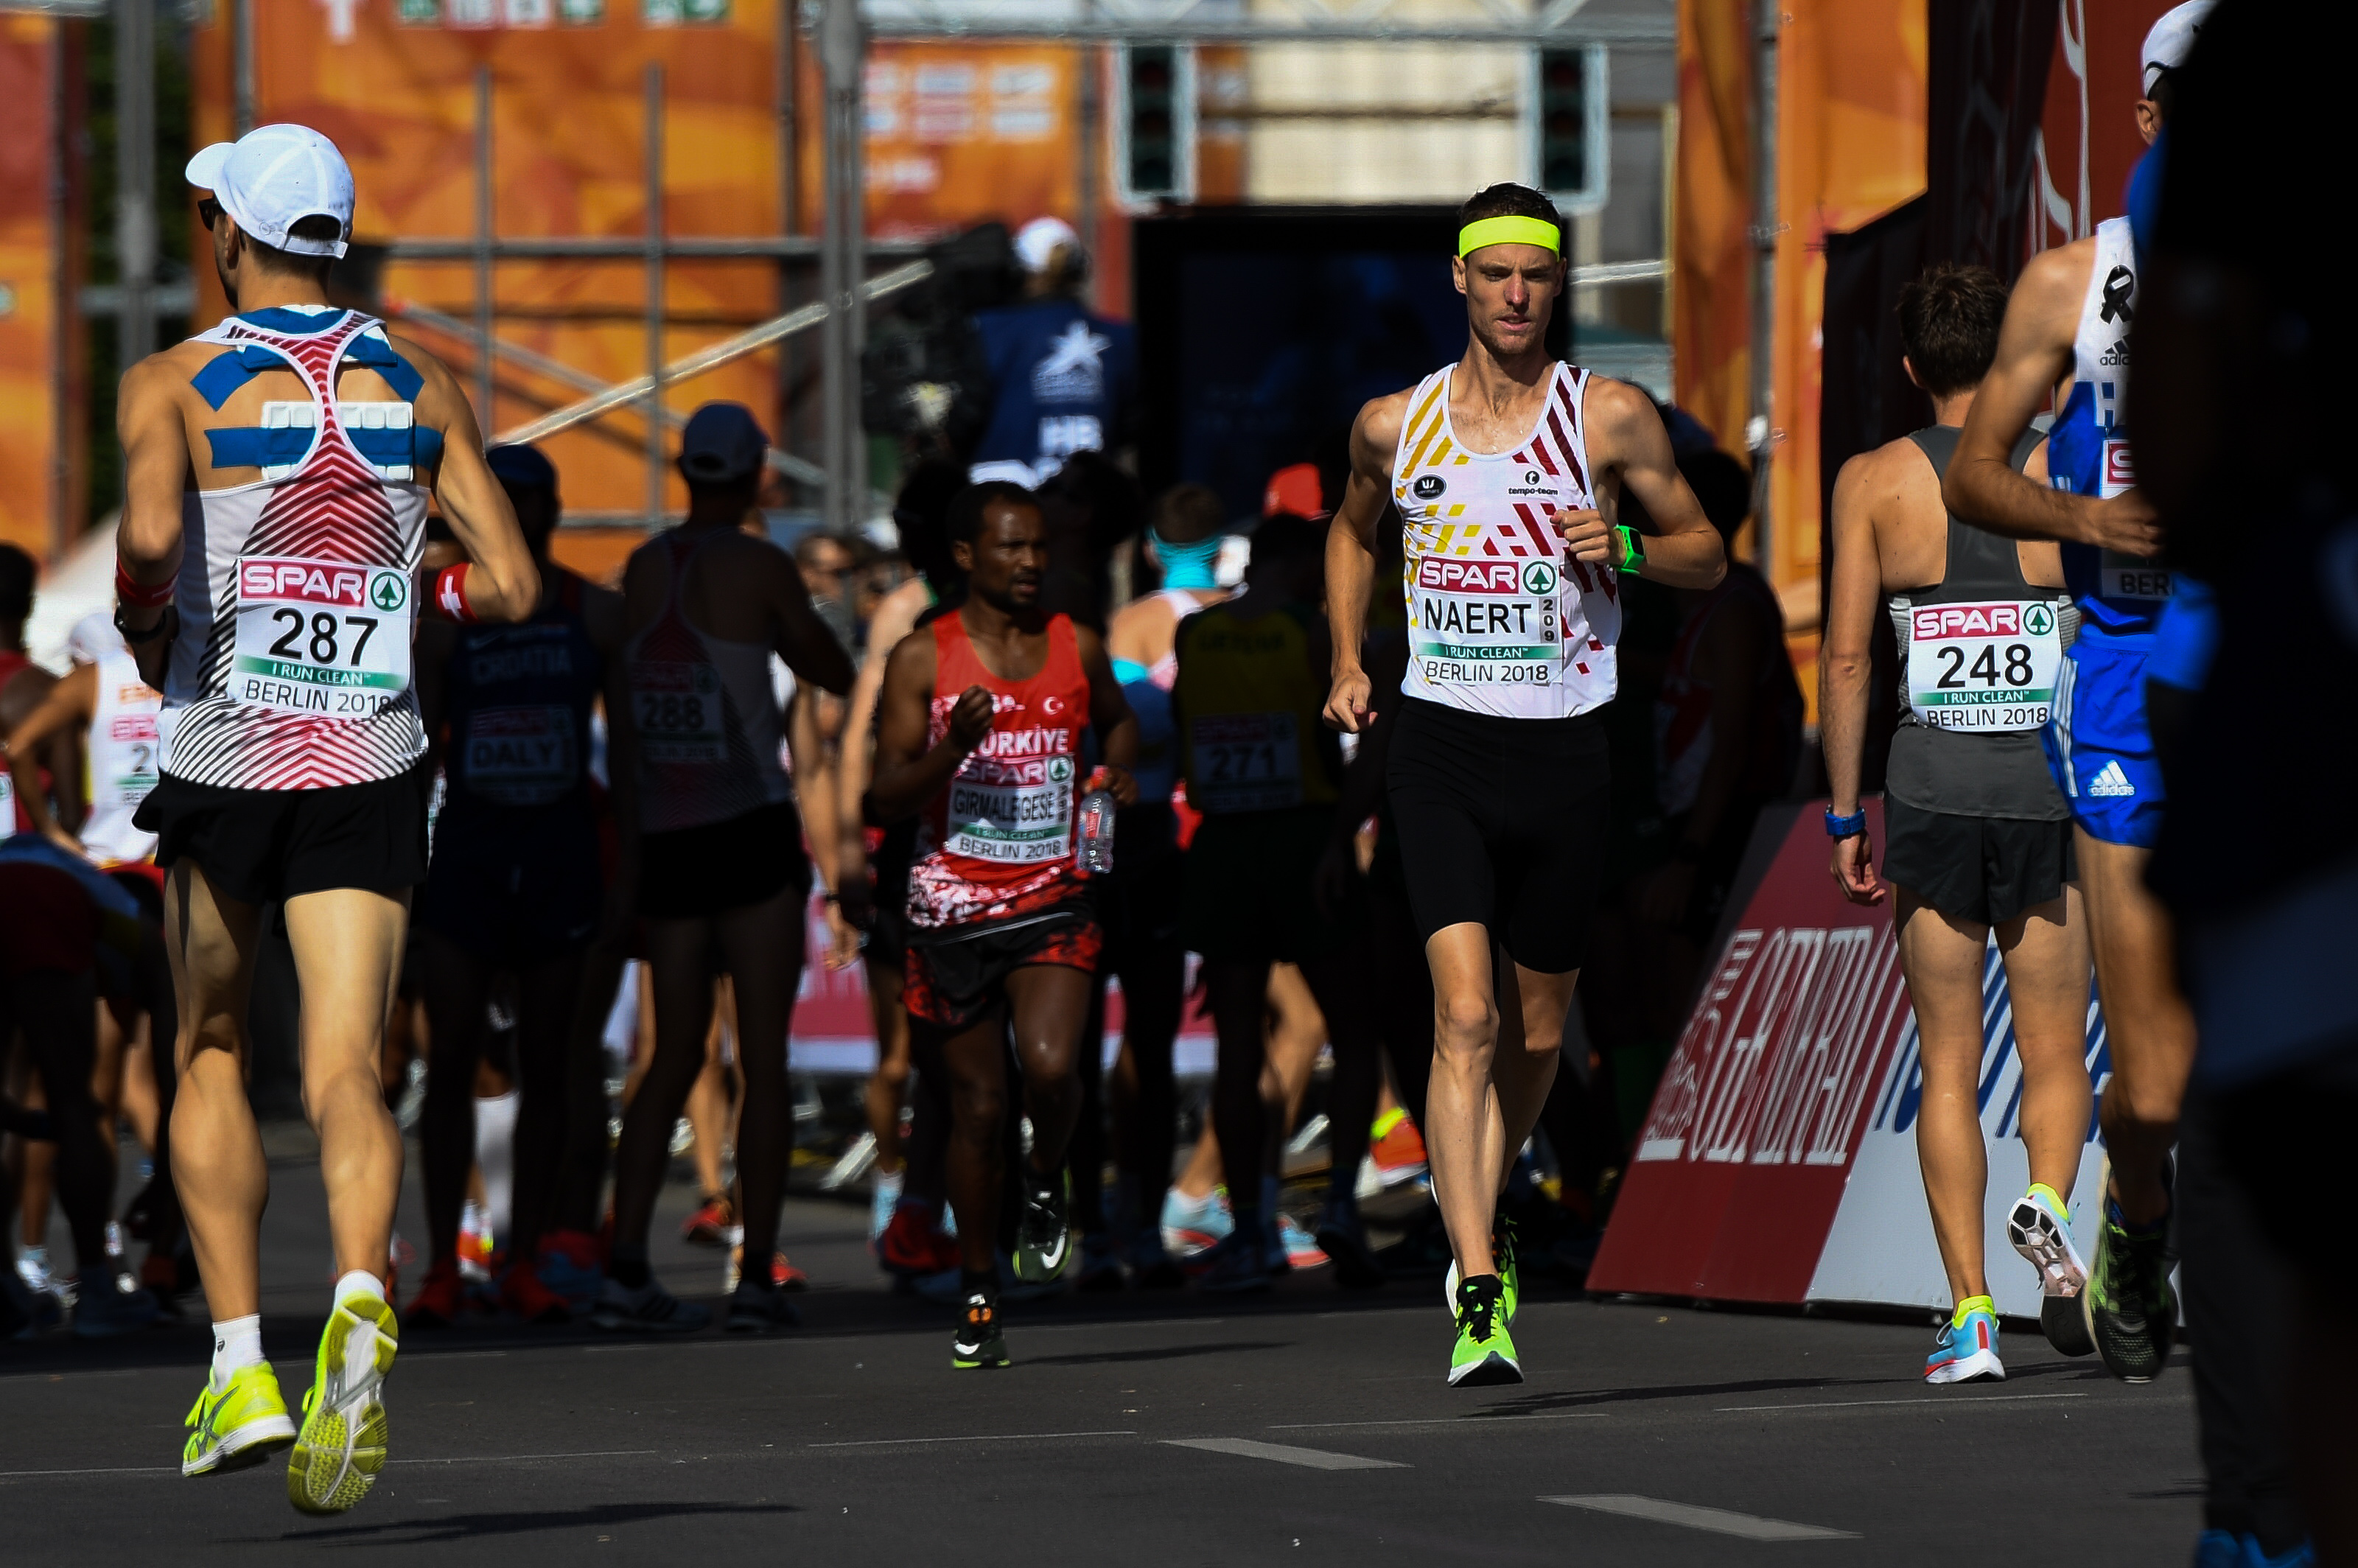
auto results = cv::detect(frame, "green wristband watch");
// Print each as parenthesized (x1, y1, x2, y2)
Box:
(1612, 524, 1646, 574)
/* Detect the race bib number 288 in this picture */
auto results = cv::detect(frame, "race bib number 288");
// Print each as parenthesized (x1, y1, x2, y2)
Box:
(231, 556, 413, 719)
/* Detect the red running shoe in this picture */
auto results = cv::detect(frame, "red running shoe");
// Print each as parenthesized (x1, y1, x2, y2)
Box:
(406, 1258, 465, 1329)
(497, 1259, 570, 1324)
(681, 1194, 738, 1247)
(771, 1252, 808, 1292)
(878, 1205, 959, 1278)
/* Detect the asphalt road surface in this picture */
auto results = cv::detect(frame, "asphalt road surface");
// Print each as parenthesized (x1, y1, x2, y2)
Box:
(1, 1127, 2204, 1565)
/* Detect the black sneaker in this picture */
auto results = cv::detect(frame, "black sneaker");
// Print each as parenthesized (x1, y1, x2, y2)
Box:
(952, 1292, 1010, 1369)
(1012, 1169, 1072, 1284)
(724, 1279, 802, 1335)
(1314, 1200, 1384, 1291)
(2082, 1207, 2175, 1382)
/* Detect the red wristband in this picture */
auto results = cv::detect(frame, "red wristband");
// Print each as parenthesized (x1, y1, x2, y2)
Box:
(115, 560, 175, 609)
(431, 562, 477, 623)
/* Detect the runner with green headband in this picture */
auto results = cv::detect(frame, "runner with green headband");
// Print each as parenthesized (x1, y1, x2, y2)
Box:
(1323, 183, 1726, 1385)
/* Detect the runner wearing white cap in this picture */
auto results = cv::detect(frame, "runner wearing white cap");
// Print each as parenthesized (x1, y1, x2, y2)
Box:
(113, 122, 538, 1511)
(1943, 1, 2209, 1385)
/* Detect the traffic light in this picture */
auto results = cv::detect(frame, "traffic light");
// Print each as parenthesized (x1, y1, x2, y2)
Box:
(1535, 46, 1607, 211)
(1117, 43, 1194, 205)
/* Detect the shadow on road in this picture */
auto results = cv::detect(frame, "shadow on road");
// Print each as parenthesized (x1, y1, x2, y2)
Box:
(248, 1499, 797, 1545)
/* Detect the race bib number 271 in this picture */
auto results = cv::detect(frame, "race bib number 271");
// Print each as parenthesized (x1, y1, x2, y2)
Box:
(231, 556, 413, 719)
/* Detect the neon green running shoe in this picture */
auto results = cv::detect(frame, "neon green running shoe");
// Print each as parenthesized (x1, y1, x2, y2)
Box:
(182, 1363, 297, 1477)
(287, 1293, 399, 1515)
(1444, 1216, 1520, 1326)
(1447, 1274, 1522, 1387)
(2082, 1204, 2175, 1384)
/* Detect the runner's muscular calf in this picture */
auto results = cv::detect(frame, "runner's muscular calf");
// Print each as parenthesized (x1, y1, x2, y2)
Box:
(114, 263, 536, 1320)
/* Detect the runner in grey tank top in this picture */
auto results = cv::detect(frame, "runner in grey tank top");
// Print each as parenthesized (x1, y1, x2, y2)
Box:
(1822, 263, 2097, 1386)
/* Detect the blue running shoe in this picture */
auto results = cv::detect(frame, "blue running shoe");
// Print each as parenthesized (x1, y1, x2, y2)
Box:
(1925, 1295, 2004, 1384)
(2194, 1530, 2317, 1568)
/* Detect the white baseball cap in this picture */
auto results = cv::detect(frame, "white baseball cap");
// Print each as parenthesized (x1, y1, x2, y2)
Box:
(2141, 0, 2214, 97)
(1013, 216, 1080, 276)
(186, 124, 354, 258)
(66, 610, 121, 665)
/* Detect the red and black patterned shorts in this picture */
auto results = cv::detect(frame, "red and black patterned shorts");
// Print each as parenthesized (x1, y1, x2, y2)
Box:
(903, 908, 1102, 1029)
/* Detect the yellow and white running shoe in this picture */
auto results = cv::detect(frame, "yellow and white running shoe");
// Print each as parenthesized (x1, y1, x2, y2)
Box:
(182, 1363, 297, 1477)
(287, 1294, 398, 1515)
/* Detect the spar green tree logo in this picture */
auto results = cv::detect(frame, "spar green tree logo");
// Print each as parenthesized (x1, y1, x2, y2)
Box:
(2024, 603, 2056, 636)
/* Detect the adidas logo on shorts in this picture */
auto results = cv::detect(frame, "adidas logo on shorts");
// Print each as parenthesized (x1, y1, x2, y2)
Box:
(2085, 760, 2136, 798)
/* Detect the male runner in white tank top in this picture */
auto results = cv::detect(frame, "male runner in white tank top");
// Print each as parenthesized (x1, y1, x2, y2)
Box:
(1942, 2, 2200, 1386)
(1323, 183, 1725, 1385)
(113, 125, 539, 1512)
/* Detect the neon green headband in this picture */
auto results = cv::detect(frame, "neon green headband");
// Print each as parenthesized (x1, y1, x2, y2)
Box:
(1457, 215, 1562, 258)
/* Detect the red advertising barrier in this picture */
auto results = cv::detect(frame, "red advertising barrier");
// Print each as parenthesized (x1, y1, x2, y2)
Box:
(1588, 800, 1909, 1302)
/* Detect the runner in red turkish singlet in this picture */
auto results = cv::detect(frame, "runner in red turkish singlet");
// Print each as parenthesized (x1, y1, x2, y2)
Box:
(112, 125, 536, 1513)
(868, 480, 1138, 1370)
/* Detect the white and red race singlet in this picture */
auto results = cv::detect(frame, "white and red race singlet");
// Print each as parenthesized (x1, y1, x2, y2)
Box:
(906, 610, 1093, 932)
(1390, 361, 1623, 720)
(159, 309, 429, 790)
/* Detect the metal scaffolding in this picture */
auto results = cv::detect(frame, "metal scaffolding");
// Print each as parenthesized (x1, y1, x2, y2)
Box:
(56, 0, 1679, 534)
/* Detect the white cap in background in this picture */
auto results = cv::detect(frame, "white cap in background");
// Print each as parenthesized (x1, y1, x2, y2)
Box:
(185, 124, 355, 258)
(65, 610, 122, 665)
(2141, 0, 2214, 97)
(1013, 216, 1081, 276)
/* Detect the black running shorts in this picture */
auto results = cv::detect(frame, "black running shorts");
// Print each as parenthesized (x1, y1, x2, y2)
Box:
(864, 819, 918, 970)
(137, 766, 430, 907)
(1881, 797, 2074, 928)
(1384, 698, 1607, 976)
(418, 796, 604, 966)
(903, 906, 1102, 1030)
(637, 799, 811, 920)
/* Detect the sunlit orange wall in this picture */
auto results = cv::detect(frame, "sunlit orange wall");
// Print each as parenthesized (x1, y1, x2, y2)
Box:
(1672, 0, 1755, 463)
(0, 18, 79, 562)
(191, 0, 786, 521)
(1768, 0, 1926, 668)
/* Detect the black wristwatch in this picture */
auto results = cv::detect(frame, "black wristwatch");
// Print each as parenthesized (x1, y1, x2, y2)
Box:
(114, 603, 176, 644)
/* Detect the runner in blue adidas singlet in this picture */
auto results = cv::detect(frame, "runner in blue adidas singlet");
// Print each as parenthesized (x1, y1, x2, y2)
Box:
(1942, 1, 2208, 1390)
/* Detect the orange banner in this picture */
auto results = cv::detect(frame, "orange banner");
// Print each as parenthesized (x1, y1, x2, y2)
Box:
(799, 41, 1081, 243)
(1672, 0, 1756, 463)
(0, 18, 82, 563)
(191, 0, 787, 519)
(1767, 0, 1926, 671)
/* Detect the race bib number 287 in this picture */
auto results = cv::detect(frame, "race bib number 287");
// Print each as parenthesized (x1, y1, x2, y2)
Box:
(231, 556, 413, 719)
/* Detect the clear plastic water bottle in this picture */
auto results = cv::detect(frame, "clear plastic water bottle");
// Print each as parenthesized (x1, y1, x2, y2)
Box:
(1078, 786, 1116, 874)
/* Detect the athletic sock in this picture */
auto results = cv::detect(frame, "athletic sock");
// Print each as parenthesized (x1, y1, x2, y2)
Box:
(332, 1270, 385, 1312)
(210, 1314, 264, 1389)
(2026, 1182, 2070, 1220)
(475, 1090, 519, 1250)
(1229, 1201, 1262, 1251)
(1950, 1294, 1996, 1328)
(609, 1246, 651, 1290)
(2104, 1196, 2169, 1236)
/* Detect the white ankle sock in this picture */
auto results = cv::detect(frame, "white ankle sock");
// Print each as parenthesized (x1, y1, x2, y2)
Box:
(211, 1314, 263, 1387)
(333, 1270, 385, 1311)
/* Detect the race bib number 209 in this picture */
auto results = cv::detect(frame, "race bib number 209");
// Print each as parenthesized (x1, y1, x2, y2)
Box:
(231, 556, 413, 719)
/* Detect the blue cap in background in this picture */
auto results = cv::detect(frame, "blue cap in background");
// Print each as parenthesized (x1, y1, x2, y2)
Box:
(679, 402, 769, 483)
(485, 444, 559, 490)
